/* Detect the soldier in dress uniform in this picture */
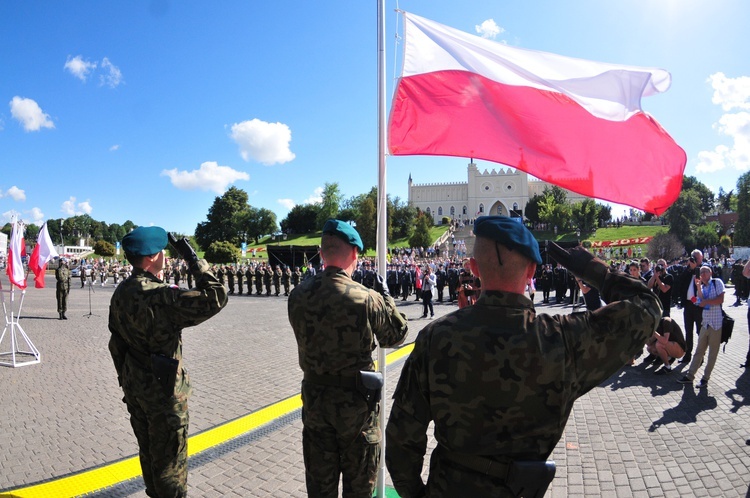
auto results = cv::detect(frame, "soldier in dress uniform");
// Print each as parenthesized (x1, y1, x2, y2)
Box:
(288, 219, 408, 498)
(435, 263, 447, 302)
(108, 227, 227, 498)
(386, 216, 661, 498)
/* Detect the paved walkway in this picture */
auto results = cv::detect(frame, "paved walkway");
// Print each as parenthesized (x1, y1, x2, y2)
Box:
(0, 273, 748, 497)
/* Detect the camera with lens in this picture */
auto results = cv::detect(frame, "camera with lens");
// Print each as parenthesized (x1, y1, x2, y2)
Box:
(655, 264, 665, 272)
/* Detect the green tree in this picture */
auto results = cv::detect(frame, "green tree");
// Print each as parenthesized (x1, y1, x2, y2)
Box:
(694, 222, 720, 251)
(570, 199, 599, 233)
(281, 204, 321, 234)
(204, 240, 240, 264)
(409, 212, 432, 248)
(646, 232, 684, 262)
(524, 194, 543, 224)
(597, 204, 612, 227)
(716, 187, 734, 214)
(93, 240, 116, 257)
(356, 196, 377, 251)
(734, 172, 750, 245)
(195, 187, 249, 249)
(316, 182, 342, 229)
(664, 190, 702, 248)
(682, 176, 715, 214)
(238, 206, 278, 244)
(539, 195, 572, 231)
(25, 223, 40, 243)
(390, 196, 417, 239)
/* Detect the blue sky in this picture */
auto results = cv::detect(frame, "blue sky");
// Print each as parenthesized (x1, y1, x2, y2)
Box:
(1, 1, 748, 235)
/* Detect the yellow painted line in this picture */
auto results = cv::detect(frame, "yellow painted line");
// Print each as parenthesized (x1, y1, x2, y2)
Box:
(2, 343, 415, 498)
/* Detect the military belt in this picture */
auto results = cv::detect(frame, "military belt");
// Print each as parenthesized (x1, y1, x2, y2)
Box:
(436, 445, 511, 480)
(303, 371, 357, 389)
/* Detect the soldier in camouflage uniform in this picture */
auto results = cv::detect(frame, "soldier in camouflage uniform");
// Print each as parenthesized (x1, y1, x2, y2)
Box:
(264, 265, 273, 296)
(55, 259, 71, 320)
(273, 265, 282, 296)
(236, 266, 244, 295)
(291, 266, 301, 288)
(255, 264, 264, 295)
(386, 216, 661, 498)
(226, 265, 235, 295)
(108, 227, 227, 498)
(282, 265, 292, 296)
(288, 219, 408, 498)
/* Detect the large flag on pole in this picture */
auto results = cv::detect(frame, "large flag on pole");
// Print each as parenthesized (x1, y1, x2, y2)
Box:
(6, 221, 27, 289)
(28, 222, 59, 289)
(389, 12, 687, 215)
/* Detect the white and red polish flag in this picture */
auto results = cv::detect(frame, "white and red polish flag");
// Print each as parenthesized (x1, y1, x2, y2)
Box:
(28, 222, 59, 289)
(388, 13, 686, 215)
(6, 221, 27, 289)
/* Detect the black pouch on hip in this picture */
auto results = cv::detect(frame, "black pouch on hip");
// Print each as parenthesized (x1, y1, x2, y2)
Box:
(151, 354, 179, 398)
(356, 370, 384, 411)
(506, 460, 556, 498)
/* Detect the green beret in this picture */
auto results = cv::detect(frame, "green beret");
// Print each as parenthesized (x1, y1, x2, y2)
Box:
(473, 216, 541, 265)
(122, 226, 168, 257)
(322, 219, 363, 251)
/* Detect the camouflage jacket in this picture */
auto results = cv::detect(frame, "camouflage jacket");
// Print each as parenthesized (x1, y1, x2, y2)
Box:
(108, 260, 228, 396)
(55, 266, 71, 289)
(386, 263, 661, 497)
(288, 266, 408, 376)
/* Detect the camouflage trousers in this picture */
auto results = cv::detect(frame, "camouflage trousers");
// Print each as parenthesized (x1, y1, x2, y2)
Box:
(123, 388, 190, 498)
(56, 286, 69, 313)
(301, 382, 381, 498)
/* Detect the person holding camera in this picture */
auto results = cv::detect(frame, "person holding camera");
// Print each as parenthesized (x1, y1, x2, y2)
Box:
(287, 219, 408, 498)
(108, 227, 228, 497)
(648, 258, 674, 317)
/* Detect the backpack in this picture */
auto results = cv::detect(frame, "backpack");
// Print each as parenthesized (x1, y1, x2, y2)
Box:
(714, 278, 734, 351)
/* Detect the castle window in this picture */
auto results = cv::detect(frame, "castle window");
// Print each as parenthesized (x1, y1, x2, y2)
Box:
(426, 207, 431, 215)
(463, 206, 467, 215)
(438, 206, 443, 216)
(479, 204, 484, 213)
(450, 206, 455, 216)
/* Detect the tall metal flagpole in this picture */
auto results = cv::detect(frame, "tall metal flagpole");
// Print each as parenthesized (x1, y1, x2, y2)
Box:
(375, 0, 388, 496)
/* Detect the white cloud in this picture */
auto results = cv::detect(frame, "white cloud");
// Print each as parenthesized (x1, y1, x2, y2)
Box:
(161, 161, 250, 194)
(2, 186, 26, 201)
(61, 196, 93, 216)
(109, 144, 120, 151)
(277, 198, 295, 209)
(64, 55, 97, 81)
(2, 209, 22, 224)
(100, 57, 123, 88)
(27, 207, 45, 224)
(230, 118, 295, 165)
(708, 72, 750, 112)
(9, 96, 55, 132)
(303, 186, 324, 205)
(475, 19, 504, 39)
(696, 73, 750, 173)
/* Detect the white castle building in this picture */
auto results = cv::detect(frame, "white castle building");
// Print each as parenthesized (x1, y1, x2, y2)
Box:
(408, 161, 588, 224)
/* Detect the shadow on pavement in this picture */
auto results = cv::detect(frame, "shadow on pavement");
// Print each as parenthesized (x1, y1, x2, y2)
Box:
(648, 385, 717, 432)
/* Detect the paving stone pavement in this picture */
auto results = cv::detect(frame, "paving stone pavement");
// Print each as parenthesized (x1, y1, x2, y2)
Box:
(0, 273, 748, 497)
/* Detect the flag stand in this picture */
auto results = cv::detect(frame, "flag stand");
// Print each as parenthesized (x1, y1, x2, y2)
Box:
(0, 281, 41, 367)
